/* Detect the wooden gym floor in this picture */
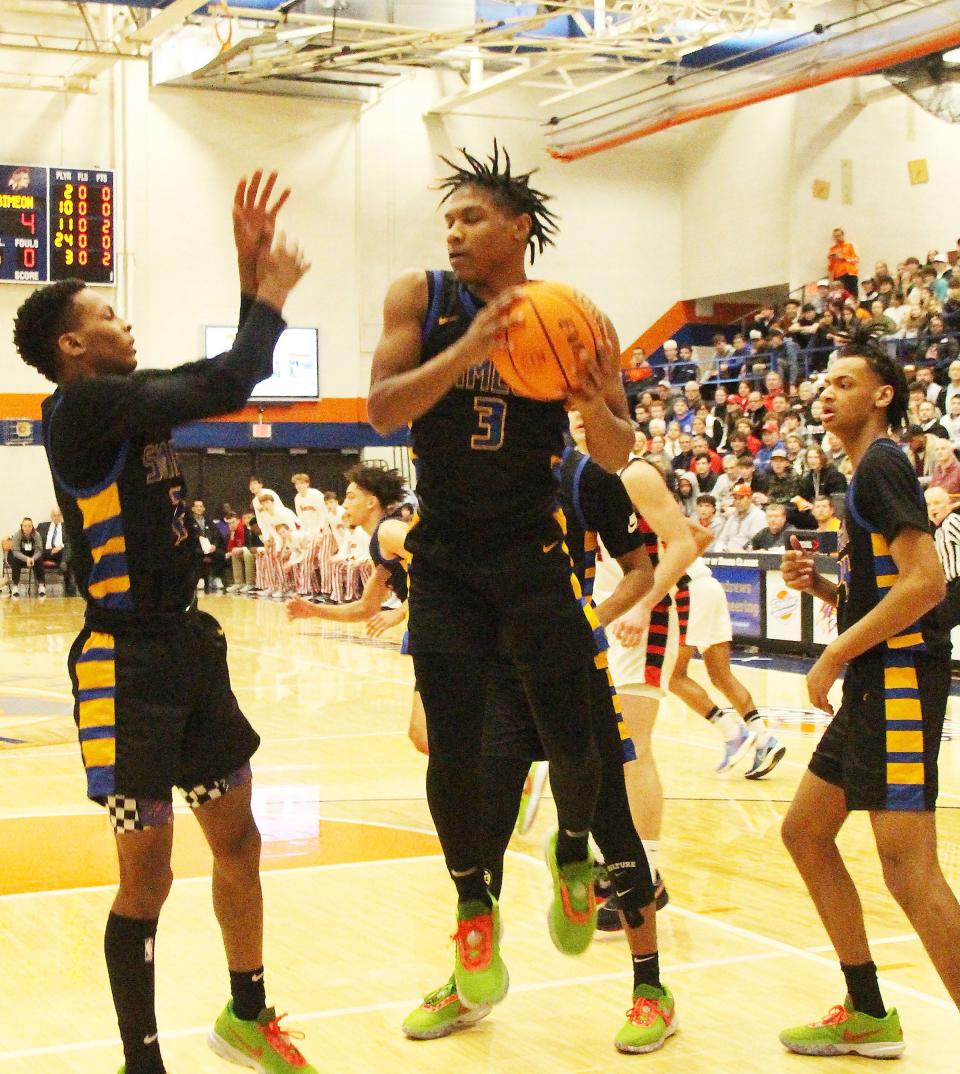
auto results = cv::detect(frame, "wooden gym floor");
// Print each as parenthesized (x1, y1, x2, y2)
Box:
(1, 593, 959, 1073)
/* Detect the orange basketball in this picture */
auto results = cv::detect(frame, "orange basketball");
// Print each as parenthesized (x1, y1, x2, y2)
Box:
(491, 280, 604, 402)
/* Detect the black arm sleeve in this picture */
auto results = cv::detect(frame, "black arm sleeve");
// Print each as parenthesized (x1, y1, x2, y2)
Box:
(854, 445, 931, 546)
(57, 298, 286, 445)
(578, 461, 644, 560)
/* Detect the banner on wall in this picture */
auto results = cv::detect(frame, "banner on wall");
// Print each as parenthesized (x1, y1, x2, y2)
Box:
(710, 562, 762, 638)
(765, 570, 802, 642)
(1, 419, 38, 446)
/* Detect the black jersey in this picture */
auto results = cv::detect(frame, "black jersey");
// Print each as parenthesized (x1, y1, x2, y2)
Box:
(554, 445, 643, 600)
(369, 513, 408, 601)
(837, 438, 950, 660)
(42, 298, 285, 623)
(409, 270, 568, 548)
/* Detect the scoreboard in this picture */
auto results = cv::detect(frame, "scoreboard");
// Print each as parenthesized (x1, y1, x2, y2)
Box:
(0, 163, 115, 286)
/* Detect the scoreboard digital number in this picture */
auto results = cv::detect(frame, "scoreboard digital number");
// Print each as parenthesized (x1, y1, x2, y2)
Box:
(0, 162, 115, 286)
(0, 164, 47, 283)
(50, 169, 114, 285)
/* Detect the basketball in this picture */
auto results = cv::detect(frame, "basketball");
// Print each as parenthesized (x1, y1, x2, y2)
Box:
(491, 281, 605, 402)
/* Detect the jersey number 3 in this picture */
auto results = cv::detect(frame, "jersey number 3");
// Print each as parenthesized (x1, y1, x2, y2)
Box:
(471, 396, 507, 451)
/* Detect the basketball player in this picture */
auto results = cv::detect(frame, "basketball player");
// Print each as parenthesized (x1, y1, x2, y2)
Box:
(667, 561, 785, 778)
(13, 172, 316, 1074)
(286, 465, 409, 624)
(366, 144, 634, 1009)
(591, 437, 709, 930)
(404, 429, 685, 1053)
(779, 332, 960, 1056)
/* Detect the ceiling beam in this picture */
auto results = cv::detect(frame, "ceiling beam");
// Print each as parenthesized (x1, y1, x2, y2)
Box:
(426, 57, 563, 115)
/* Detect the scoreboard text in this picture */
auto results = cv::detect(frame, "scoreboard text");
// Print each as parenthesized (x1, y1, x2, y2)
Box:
(0, 163, 115, 286)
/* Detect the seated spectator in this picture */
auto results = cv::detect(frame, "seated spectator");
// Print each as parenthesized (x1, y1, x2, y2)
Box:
(653, 337, 678, 374)
(671, 396, 694, 434)
(762, 370, 785, 412)
(224, 510, 256, 591)
(745, 390, 768, 432)
(765, 326, 803, 388)
(711, 453, 741, 508)
(718, 485, 767, 551)
(915, 365, 941, 403)
(663, 420, 683, 459)
(784, 433, 805, 470)
(662, 340, 698, 385)
(711, 383, 728, 418)
(36, 507, 76, 596)
(812, 494, 841, 535)
(937, 360, 960, 413)
(683, 380, 703, 411)
(751, 502, 797, 551)
(943, 282, 960, 333)
(865, 299, 896, 337)
(691, 453, 717, 494)
(918, 399, 949, 441)
(707, 334, 741, 385)
(811, 278, 831, 314)
(808, 308, 841, 372)
(675, 473, 697, 516)
(931, 252, 952, 301)
(692, 434, 724, 473)
(944, 394, 960, 448)
(789, 303, 820, 349)
(633, 401, 650, 431)
(622, 347, 654, 405)
(822, 430, 852, 478)
(920, 314, 959, 372)
(765, 447, 801, 506)
(904, 425, 937, 488)
(645, 434, 675, 482)
(671, 431, 694, 471)
(930, 439, 960, 495)
(191, 499, 227, 592)
(797, 444, 848, 504)
(736, 453, 771, 497)
(695, 494, 723, 550)
(756, 421, 785, 468)
(692, 410, 721, 449)
(7, 518, 44, 597)
(753, 305, 777, 337)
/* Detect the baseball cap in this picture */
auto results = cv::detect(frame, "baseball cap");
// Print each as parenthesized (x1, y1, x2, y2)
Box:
(817, 278, 830, 287)
(933, 252, 949, 263)
(770, 447, 788, 459)
(733, 484, 753, 497)
(762, 420, 780, 433)
(658, 378, 671, 388)
(726, 394, 744, 406)
(749, 329, 762, 340)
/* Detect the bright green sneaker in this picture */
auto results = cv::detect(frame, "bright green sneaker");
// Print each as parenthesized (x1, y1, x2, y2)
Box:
(452, 897, 509, 1010)
(779, 997, 905, 1058)
(515, 762, 548, 834)
(401, 974, 493, 1040)
(208, 1001, 318, 1072)
(615, 985, 678, 1054)
(545, 831, 597, 955)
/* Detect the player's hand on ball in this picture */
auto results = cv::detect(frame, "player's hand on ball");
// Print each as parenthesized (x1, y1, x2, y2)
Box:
(781, 535, 816, 592)
(454, 287, 524, 369)
(286, 594, 319, 621)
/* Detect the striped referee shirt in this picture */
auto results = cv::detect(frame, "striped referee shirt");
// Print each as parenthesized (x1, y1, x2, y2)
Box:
(934, 511, 960, 583)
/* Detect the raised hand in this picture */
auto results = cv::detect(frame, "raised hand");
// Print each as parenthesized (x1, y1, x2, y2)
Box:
(256, 231, 311, 312)
(233, 170, 291, 292)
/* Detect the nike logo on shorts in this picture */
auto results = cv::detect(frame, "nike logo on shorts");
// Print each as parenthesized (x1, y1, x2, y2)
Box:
(144, 1033, 159, 1045)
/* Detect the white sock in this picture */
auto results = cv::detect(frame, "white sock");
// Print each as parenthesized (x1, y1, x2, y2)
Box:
(710, 710, 745, 743)
(641, 839, 659, 883)
(744, 709, 770, 748)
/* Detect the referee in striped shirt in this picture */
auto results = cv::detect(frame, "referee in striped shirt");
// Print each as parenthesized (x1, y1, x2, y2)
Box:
(925, 485, 960, 627)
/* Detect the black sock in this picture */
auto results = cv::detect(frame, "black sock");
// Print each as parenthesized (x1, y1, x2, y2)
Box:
(451, 867, 491, 907)
(743, 708, 761, 723)
(104, 912, 165, 1074)
(632, 952, 662, 992)
(555, 828, 590, 867)
(230, 967, 267, 1021)
(705, 706, 723, 724)
(841, 961, 886, 1019)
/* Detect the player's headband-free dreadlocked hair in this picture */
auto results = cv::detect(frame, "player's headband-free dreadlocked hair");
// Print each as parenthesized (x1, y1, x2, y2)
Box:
(436, 141, 559, 264)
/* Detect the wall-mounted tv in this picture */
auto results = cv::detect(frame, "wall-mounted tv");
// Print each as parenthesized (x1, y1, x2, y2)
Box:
(204, 324, 320, 402)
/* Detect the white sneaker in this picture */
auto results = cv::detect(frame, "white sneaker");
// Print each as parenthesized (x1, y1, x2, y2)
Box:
(11, 588, 19, 599)
(715, 723, 757, 773)
(212, 579, 224, 592)
(196, 578, 206, 592)
(271, 589, 285, 600)
(38, 585, 46, 597)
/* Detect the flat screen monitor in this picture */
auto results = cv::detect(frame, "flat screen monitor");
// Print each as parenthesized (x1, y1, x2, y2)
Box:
(204, 325, 319, 402)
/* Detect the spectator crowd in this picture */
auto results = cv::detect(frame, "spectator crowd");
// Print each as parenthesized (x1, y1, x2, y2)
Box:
(620, 233, 960, 553)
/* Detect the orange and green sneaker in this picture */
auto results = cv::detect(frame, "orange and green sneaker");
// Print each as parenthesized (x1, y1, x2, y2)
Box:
(615, 985, 678, 1054)
(452, 897, 509, 1010)
(545, 831, 596, 955)
(207, 1001, 318, 1072)
(779, 997, 905, 1058)
(401, 974, 493, 1040)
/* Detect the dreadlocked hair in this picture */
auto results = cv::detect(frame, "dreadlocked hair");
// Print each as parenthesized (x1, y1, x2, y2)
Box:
(436, 140, 558, 263)
(839, 325, 909, 431)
